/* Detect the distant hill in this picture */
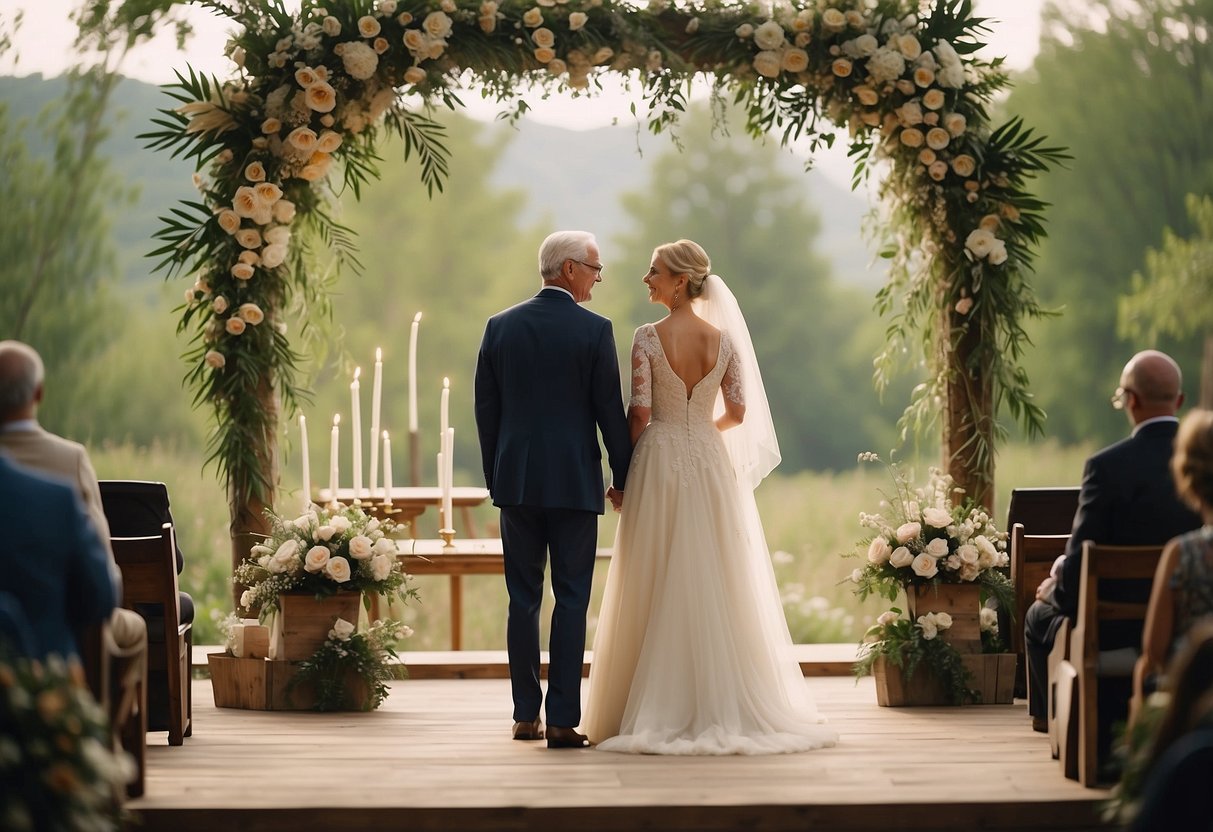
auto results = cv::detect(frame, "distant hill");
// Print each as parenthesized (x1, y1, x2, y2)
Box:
(0, 73, 883, 289)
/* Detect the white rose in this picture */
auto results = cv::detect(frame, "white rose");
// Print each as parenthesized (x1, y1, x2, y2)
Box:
(232, 186, 260, 218)
(831, 58, 852, 77)
(926, 127, 950, 150)
(244, 161, 266, 183)
(897, 33, 922, 59)
(534, 47, 556, 63)
(304, 544, 331, 572)
(922, 89, 946, 111)
(911, 553, 939, 578)
(348, 535, 373, 560)
(735, 23, 754, 39)
(965, 228, 996, 259)
(876, 611, 899, 626)
(781, 48, 809, 73)
(273, 200, 296, 223)
(324, 556, 352, 582)
(867, 47, 906, 83)
(866, 537, 893, 564)
(205, 350, 226, 369)
(899, 127, 924, 148)
(820, 8, 845, 31)
(917, 614, 939, 639)
(253, 182, 282, 208)
(889, 546, 914, 568)
(988, 240, 1008, 266)
(895, 522, 921, 543)
(980, 607, 999, 633)
(851, 568, 864, 583)
(934, 612, 953, 629)
(261, 244, 287, 269)
(532, 27, 555, 48)
(306, 83, 337, 113)
(379, 0, 398, 13)
(423, 11, 453, 38)
(928, 160, 948, 181)
(959, 562, 981, 581)
(217, 209, 241, 234)
(235, 228, 262, 249)
(237, 303, 264, 325)
(753, 50, 782, 78)
(329, 617, 356, 640)
(225, 317, 247, 336)
(951, 154, 976, 178)
(957, 543, 979, 564)
(371, 553, 393, 581)
(323, 16, 341, 36)
(854, 85, 879, 107)
(274, 538, 299, 564)
(316, 525, 336, 542)
(330, 516, 352, 533)
(946, 553, 962, 570)
(944, 112, 967, 137)
(922, 507, 951, 528)
(404, 66, 427, 85)
(358, 15, 381, 37)
(342, 41, 379, 80)
(239, 589, 253, 608)
(568, 11, 587, 30)
(754, 20, 786, 51)
(265, 226, 291, 246)
(287, 127, 318, 153)
(924, 537, 950, 558)
(373, 537, 396, 556)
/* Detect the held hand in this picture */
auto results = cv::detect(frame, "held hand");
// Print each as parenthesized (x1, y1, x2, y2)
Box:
(606, 486, 624, 512)
(1035, 575, 1057, 602)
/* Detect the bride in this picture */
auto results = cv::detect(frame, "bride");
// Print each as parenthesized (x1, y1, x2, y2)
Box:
(583, 239, 838, 755)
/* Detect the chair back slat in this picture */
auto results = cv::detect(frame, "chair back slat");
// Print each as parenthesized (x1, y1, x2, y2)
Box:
(1073, 540, 1166, 786)
(1005, 487, 1080, 537)
(1010, 524, 1071, 664)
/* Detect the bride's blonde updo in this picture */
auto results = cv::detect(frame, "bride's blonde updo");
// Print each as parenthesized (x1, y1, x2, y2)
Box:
(654, 239, 711, 300)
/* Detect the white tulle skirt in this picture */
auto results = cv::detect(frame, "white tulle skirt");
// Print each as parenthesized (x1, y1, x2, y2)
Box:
(583, 423, 838, 755)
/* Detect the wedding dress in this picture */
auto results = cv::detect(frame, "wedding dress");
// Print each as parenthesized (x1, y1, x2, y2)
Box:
(584, 276, 838, 755)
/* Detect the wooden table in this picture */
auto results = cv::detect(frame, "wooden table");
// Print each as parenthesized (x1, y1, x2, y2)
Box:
(316, 486, 490, 537)
(392, 538, 611, 650)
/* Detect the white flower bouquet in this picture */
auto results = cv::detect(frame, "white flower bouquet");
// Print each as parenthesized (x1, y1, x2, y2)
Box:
(235, 504, 414, 616)
(847, 452, 1012, 610)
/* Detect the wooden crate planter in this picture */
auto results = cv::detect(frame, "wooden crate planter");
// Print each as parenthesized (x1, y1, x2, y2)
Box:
(904, 583, 983, 654)
(274, 591, 363, 662)
(873, 653, 1015, 707)
(208, 654, 372, 711)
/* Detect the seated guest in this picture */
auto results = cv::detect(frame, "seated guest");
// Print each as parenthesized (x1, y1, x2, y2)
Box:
(1128, 620, 1213, 831)
(0, 455, 118, 660)
(0, 590, 36, 658)
(1133, 409, 1213, 720)
(1025, 350, 1202, 736)
(0, 340, 145, 652)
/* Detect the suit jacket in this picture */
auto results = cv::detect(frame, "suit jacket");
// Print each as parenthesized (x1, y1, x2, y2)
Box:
(0, 455, 118, 659)
(1054, 419, 1203, 618)
(0, 424, 112, 552)
(475, 288, 632, 513)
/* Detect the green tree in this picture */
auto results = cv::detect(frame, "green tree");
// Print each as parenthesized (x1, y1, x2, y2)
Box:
(1003, 0, 1213, 443)
(1119, 193, 1213, 408)
(607, 105, 908, 471)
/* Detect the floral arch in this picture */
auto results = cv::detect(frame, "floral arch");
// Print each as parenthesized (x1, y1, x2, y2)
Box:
(147, 0, 1063, 573)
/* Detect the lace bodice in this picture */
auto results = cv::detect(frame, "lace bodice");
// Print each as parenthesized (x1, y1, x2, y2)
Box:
(630, 323, 742, 423)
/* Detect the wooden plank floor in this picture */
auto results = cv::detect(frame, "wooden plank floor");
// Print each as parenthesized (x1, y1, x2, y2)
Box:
(130, 674, 1109, 832)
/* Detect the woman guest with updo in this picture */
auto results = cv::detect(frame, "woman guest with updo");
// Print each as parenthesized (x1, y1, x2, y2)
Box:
(1133, 409, 1213, 722)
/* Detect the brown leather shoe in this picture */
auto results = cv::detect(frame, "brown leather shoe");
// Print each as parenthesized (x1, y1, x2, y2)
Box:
(512, 719, 544, 741)
(546, 725, 590, 749)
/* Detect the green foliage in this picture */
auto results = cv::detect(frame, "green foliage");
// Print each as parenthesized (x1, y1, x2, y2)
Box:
(853, 611, 981, 705)
(287, 618, 409, 711)
(1119, 192, 1213, 404)
(1004, 0, 1213, 444)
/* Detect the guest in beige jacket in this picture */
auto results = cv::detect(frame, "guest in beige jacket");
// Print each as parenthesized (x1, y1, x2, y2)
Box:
(0, 340, 145, 652)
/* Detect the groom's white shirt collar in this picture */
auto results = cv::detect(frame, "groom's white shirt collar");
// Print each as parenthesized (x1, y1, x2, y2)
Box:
(542, 285, 574, 300)
(0, 419, 38, 433)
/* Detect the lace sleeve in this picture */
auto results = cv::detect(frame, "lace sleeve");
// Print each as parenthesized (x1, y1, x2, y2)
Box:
(720, 332, 744, 406)
(629, 326, 653, 408)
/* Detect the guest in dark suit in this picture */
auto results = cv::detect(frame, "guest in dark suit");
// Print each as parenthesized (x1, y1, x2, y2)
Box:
(0, 455, 118, 660)
(475, 230, 632, 749)
(1025, 350, 1202, 733)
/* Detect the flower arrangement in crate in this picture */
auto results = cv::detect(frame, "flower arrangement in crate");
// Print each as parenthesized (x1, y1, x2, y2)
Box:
(845, 453, 1012, 704)
(230, 503, 419, 710)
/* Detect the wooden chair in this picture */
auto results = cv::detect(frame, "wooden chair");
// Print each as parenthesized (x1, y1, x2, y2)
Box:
(112, 524, 192, 746)
(1009, 523, 1070, 702)
(1058, 541, 1164, 786)
(1004, 487, 1081, 538)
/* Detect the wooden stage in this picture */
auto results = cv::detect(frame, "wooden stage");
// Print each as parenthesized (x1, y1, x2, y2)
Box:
(130, 650, 1110, 832)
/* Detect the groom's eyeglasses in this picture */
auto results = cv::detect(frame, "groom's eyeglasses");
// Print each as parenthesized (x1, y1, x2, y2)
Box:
(572, 260, 604, 277)
(1110, 386, 1136, 410)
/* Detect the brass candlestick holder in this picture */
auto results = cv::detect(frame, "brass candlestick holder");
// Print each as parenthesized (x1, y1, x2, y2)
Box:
(439, 528, 456, 551)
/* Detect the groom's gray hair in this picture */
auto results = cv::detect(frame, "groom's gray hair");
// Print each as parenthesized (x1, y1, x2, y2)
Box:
(538, 230, 596, 282)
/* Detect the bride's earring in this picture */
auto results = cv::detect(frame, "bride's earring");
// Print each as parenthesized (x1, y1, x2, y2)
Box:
(672, 290, 680, 311)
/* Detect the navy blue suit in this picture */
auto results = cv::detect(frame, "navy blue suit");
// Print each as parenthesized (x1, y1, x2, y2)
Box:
(0, 455, 118, 659)
(475, 287, 631, 728)
(1025, 419, 1202, 722)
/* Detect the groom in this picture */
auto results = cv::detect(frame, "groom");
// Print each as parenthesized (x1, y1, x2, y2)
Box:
(474, 230, 632, 749)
